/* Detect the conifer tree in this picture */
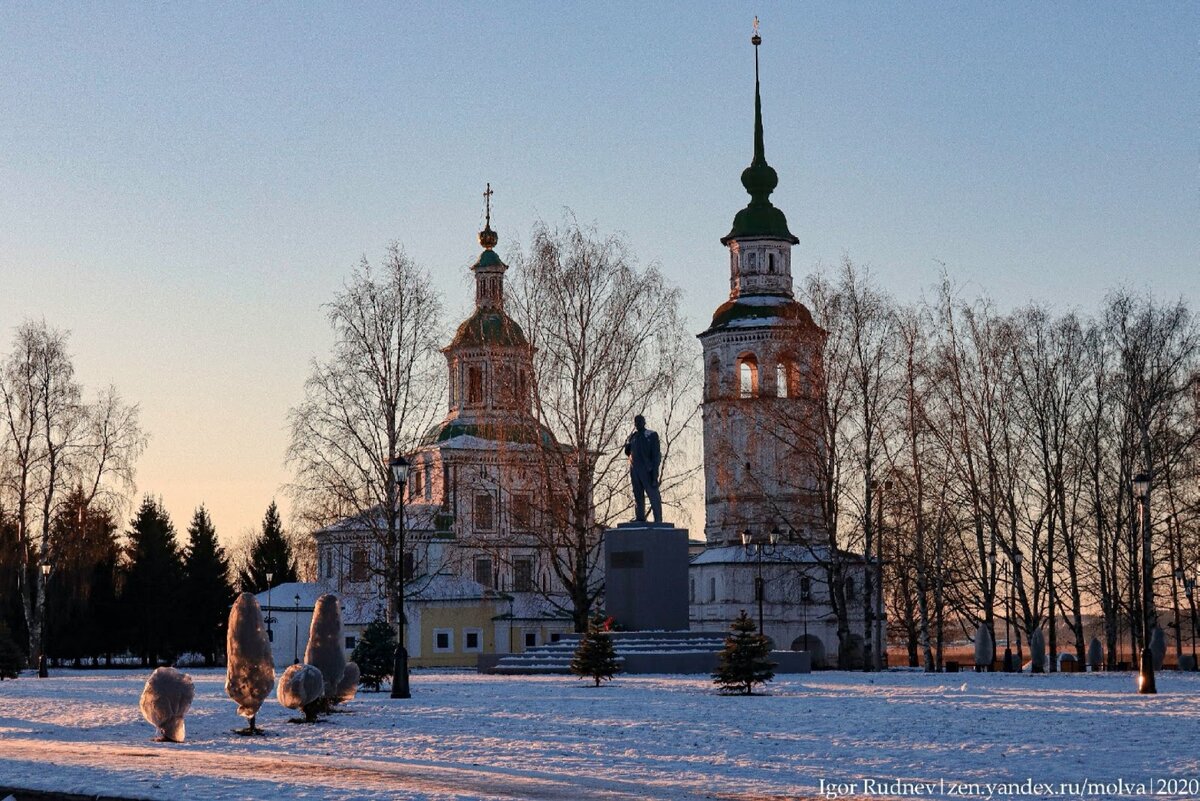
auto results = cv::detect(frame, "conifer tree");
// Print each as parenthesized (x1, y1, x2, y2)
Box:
(239, 501, 298, 592)
(44, 490, 120, 665)
(570, 614, 621, 687)
(0, 620, 22, 679)
(182, 506, 235, 665)
(351, 615, 396, 691)
(712, 610, 776, 695)
(122, 497, 184, 665)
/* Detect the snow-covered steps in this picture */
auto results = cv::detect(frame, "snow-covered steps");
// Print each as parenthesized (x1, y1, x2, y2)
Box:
(480, 631, 811, 675)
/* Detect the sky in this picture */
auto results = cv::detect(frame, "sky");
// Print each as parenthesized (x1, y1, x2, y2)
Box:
(1, 3, 1196, 545)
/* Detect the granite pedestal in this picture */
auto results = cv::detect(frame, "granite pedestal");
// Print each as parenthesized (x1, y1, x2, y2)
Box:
(604, 521, 689, 631)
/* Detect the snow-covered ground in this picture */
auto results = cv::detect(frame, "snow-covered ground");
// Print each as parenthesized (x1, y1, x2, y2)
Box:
(1, 669, 1198, 800)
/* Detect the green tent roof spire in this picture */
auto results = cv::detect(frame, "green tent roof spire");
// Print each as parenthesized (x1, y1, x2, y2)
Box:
(722, 21, 798, 245)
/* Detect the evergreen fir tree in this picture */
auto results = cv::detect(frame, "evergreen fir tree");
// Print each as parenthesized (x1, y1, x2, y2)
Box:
(182, 506, 235, 665)
(570, 614, 621, 687)
(712, 610, 776, 695)
(351, 615, 396, 691)
(45, 490, 119, 666)
(122, 497, 184, 665)
(0, 620, 23, 679)
(239, 501, 298, 592)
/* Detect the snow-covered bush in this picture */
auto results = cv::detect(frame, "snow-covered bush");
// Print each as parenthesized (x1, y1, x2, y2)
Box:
(1087, 637, 1103, 671)
(225, 591, 275, 734)
(1030, 628, 1046, 674)
(278, 663, 325, 722)
(335, 662, 360, 704)
(304, 594, 346, 704)
(973, 623, 993, 671)
(139, 667, 195, 743)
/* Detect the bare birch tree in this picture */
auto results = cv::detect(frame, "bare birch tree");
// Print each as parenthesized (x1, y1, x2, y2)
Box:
(507, 216, 700, 631)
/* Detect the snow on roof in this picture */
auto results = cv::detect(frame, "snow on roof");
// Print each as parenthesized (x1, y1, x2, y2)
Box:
(407, 572, 498, 602)
(315, 503, 442, 537)
(253, 582, 384, 625)
(689, 543, 846, 566)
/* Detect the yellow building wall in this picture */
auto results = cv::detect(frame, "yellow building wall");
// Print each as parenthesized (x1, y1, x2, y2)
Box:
(411, 602, 499, 668)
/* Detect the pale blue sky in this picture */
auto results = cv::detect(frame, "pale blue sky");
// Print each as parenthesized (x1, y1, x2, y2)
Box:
(1, 3, 1196, 542)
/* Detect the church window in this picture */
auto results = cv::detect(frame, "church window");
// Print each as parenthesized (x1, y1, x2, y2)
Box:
(350, 548, 369, 583)
(746, 251, 757, 270)
(511, 494, 534, 530)
(424, 465, 433, 500)
(474, 557, 493, 588)
(845, 577, 855, 600)
(403, 551, 415, 581)
(468, 366, 483, 404)
(709, 576, 717, 602)
(767, 252, 775, 273)
(411, 467, 423, 499)
(738, 354, 759, 398)
(707, 356, 721, 399)
(434, 628, 453, 652)
(514, 558, 534, 592)
(801, 576, 813, 602)
(474, 493, 494, 530)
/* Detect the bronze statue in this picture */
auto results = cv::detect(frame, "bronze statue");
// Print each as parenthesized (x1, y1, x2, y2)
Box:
(624, 414, 663, 523)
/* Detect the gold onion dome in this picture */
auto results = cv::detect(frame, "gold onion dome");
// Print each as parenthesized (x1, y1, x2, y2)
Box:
(478, 223, 498, 250)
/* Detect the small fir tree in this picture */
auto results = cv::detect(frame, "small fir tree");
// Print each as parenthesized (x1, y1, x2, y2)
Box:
(570, 615, 621, 687)
(712, 610, 776, 695)
(351, 615, 396, 691)
(182, 506, 235, 665)
(239, 501, 298, 592)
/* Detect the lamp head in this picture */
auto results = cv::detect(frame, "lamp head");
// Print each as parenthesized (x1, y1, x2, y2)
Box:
(1133, 472, 1150, 500)
(390, 454, 411, 486)
(741, 529, 752, 547)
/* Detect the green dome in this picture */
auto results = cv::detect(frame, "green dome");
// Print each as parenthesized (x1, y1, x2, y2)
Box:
(723, 201, 797, 245)
(703, 296, 817, 335)
(421, 419, 558, 447)
(448, 308, 528, 348)
(472, 249, 504, 270)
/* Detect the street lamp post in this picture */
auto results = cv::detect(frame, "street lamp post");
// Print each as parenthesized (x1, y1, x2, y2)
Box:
(266, 571, 274, 642)
(1134, 472, 1156, 694)
(293, 594, 301, 664)
(390, 455, 412, 699)
(873, 480, 891, 671)
(741, 527, 779, 638)
(1012, 552, 1024, 668)
(38, 562, 51, 678)
(1186, 578, 1197, 669)
(1003, 559, 1014, 672)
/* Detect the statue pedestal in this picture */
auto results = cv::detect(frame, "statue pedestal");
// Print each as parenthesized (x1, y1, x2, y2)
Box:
(604, 522, 690, 631)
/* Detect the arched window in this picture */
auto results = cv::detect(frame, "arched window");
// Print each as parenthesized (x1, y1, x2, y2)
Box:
(707, 356, 721, 399)
(468, 365, 483, 404)
(767, 252, 775, 273)
(737, 354, 759, 398)
(776, 362, 788, 397)
(845, 577, 856, 600)
(746, 251, 757, 270)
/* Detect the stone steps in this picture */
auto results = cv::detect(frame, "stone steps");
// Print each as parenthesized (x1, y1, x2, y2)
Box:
(485, 631, 744, 675)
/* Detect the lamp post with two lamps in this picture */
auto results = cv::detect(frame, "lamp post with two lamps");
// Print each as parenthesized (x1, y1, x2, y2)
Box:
(390, 455, 411, 699)
(266, 571, 275, 642)
(1133, 472, 1156, 694)
(741, 526, 780, 638)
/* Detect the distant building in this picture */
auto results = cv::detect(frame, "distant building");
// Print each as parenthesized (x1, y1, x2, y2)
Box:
(690, 37, 869, 667)
(311, 208, 574, 668)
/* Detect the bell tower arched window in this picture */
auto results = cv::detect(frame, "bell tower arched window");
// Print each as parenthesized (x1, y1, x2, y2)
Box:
(467, 365, 483, 404)
(737, 353, 759, 398)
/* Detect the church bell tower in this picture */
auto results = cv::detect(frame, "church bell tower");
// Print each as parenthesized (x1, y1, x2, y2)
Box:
(699, 27, 826, 546)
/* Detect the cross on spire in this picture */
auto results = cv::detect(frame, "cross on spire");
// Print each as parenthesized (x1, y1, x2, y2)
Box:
(483, 182, 493, 228)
